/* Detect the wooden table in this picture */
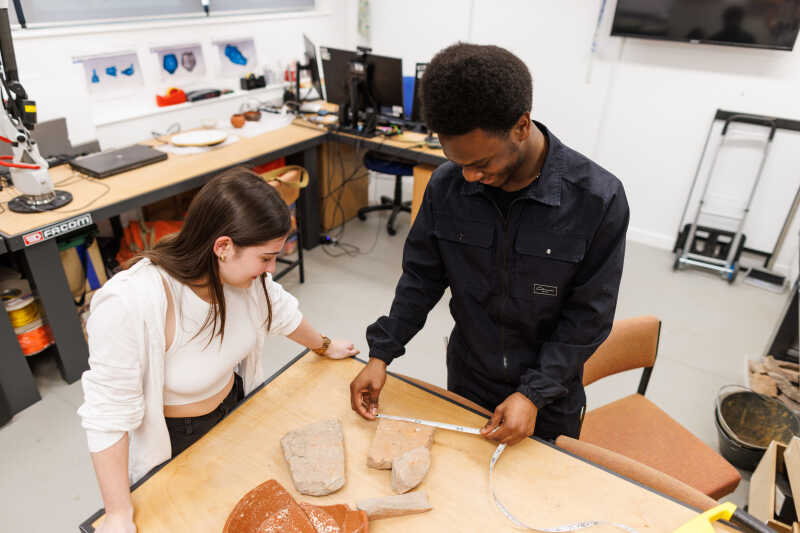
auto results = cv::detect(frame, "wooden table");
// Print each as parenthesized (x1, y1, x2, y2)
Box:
(80, 352, 726, 533)
(330, 128, 446, 167)
(0, 124, 326, 246)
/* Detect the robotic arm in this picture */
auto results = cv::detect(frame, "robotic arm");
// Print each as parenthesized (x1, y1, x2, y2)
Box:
(0, 0, 71, 212)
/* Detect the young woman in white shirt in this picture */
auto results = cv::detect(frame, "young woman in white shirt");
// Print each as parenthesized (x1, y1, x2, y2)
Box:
(78, 167, 358, 533)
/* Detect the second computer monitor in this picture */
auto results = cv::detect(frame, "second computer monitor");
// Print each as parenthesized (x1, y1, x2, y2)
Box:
(411, 62, 427, 123)
(368, 54, 403, 112)
(320, 46, 403, 111)
(319, 46, 354, 106)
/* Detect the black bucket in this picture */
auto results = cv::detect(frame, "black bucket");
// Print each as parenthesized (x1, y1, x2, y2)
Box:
(715, 386, 800, 471)
(714, 406, 765, 471)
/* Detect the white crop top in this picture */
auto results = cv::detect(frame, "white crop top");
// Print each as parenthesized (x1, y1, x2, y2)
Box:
(161, 272, 258, 406)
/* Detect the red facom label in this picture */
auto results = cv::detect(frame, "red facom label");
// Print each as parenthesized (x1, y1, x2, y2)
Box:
(22, 214, 93, 246)
(23, 231, 43, 246)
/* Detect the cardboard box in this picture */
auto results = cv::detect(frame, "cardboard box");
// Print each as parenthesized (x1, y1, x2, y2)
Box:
(749, 438, 800, 532)
(60, 239, 108, 302)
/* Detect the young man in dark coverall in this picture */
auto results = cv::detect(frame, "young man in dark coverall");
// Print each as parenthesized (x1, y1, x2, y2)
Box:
(349, 43, 629, 445)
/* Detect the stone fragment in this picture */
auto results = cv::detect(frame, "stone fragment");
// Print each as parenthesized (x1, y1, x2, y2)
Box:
(281, 418, 346, 496)
(391, 446, 431, 494)
(356, 490, 432, 519)
(367, 418, 435, 469)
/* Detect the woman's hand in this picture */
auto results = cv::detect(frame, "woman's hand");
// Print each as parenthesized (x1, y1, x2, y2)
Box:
(324, 339, 360, 359)
(287, 319, 359, 360)
(96, 511, 136, 533)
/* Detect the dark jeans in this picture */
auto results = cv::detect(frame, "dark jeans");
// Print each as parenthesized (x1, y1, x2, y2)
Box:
(165, 374, 244, 457)
(447, 363, 581, 442)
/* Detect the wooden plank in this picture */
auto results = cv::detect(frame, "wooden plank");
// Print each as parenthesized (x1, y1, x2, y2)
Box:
(749, 440, 780, 522)
(0, 124, 326, 238)
(784, 437, 800, 521)
(771, 520, 793, 533)
(335, 129, 445, 161)
(89, 354, 729, 532)
(411, 164, 435, 225)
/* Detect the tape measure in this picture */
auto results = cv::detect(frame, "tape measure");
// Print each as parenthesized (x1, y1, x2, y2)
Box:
(377, 414, 640, 533)
(377, 413, 482, 435)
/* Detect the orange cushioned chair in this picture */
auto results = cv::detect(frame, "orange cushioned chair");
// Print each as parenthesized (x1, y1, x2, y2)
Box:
(577, 316, 741, 500)
(555, 435, 718, 511)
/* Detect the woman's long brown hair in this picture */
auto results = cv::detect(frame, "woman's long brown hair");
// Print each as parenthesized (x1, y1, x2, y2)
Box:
(130, 167, 291, 343)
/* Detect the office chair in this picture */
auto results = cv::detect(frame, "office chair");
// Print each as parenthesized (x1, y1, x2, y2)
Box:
(357, 151, 415, 235)
(578, 316, 741, 500)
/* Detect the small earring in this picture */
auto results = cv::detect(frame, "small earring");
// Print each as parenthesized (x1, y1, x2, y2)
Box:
(220, 254, 226, 262)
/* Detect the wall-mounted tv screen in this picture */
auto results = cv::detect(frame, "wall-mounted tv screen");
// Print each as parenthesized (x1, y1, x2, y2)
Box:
(611, 0, 800, 51)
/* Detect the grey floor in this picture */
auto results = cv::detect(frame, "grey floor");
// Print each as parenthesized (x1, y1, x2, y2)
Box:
(0, 196, 788, 531)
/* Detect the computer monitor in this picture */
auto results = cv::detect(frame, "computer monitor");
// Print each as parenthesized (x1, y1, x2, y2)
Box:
(411, 63, 427, 123)
(320, 46, 355, 106)
(320, 46, 403, 110)
(368, 53, 403, 112)
(302, 34, 323, 101)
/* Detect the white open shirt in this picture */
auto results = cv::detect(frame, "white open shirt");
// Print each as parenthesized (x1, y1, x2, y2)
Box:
(77, 258, 302, 483)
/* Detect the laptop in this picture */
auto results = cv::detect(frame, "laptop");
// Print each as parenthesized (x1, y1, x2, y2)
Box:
(69, 144, 167, 178)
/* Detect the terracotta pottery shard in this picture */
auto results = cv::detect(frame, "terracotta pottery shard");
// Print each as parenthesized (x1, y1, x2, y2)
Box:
(299, 503, 341, 533)
(281, 418, 346, 496)
(367, 418, 435, 470)
(300, 503, 369, 533)
(340, 509, 369, 533)
(225, 479, 367, 533)
(223, 479, 316, 533)
(356, 490, 432, 520)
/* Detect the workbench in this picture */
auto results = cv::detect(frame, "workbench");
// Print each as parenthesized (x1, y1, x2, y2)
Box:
(79, 352, 725, 533)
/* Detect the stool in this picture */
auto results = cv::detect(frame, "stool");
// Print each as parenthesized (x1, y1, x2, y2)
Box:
(357, 151, 415, 235)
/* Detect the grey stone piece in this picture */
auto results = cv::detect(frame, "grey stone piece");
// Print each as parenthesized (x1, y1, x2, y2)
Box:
(280, 418, 346, 496)
(356, 491, 432, 519)
(391, 447, 431, 494)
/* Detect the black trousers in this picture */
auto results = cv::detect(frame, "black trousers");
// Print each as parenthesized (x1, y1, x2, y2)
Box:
(165, 374, 245, 457)
(447, 362, 582, 442)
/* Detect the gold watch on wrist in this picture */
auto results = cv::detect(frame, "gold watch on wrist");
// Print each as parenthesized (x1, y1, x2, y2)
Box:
(313, 335, 331, 356)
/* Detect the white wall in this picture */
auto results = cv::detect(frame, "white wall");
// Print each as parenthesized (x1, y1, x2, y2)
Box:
(10, 0, 356, 148)
(368, 0, 800, 275)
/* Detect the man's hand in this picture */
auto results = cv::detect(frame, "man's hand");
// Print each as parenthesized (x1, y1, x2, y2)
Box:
(480, 392, 538, 446)
(349, 358, 387, 420)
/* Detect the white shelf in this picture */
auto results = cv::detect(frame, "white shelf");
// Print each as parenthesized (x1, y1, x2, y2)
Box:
(93, 83, 289, 127)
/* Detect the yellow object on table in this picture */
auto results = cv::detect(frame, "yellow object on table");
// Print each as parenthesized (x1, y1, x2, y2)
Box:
(673, 503, 737, 533)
